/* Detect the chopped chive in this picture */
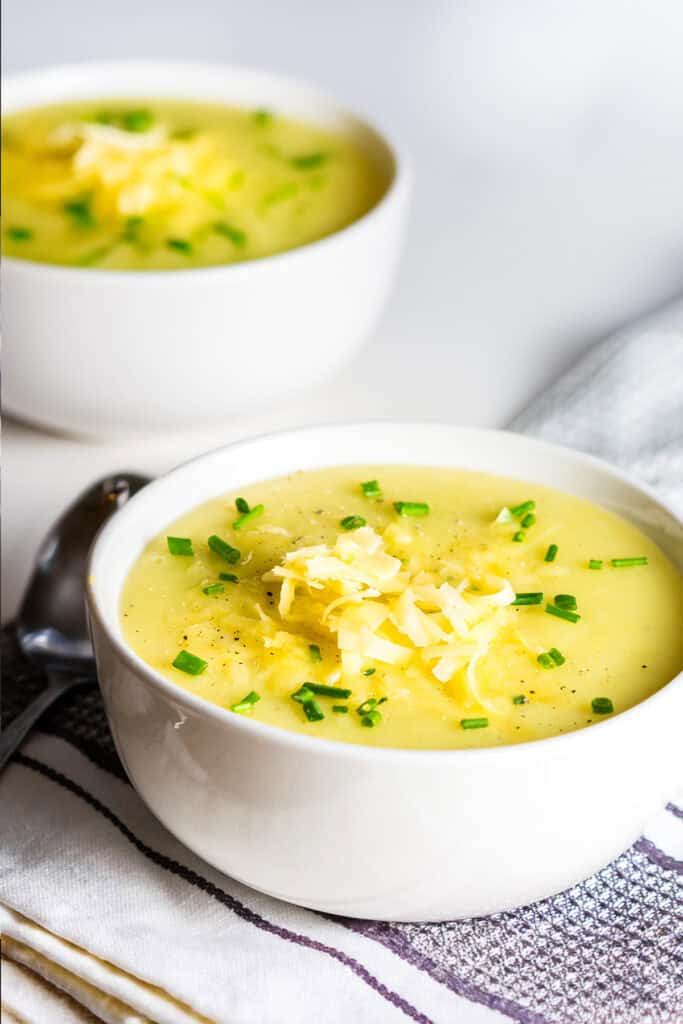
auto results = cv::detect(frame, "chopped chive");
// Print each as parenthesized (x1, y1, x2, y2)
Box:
(6, 226, 33, 242)
(512, 531, 526, 543)
(308, 644, 322, 663)
(340, 515, 366, 531)
(361, 667, 376, 677)
(219, 572, 239, 583)
(263, 182, 299, 206)
(357, 698, 378, 716)
(235, 497, 250, 514)
(361, 709, 382, 728)
(332, 705, 348, 713)
(120, 108, 154, 132)
(231, 690, 260, 713)
(172, 650, 207, 675)
(63, 196, 95, 228)
(521, 513, 536, 528)
(208, 534, 241, 563)
(588, 559, 603, 570)
(510, 500, 535, 518)
(292, 685, 314, 703)
(460, 717, 489, 730)
(233, 504, 264, 530)
(511, 592, 544, 606)
(549, 647, 565, 666)
(167, 536, 194, 556)
(394, 501, 430, 517)
(301, 682, 352, 699)
(591, 697, 614, 715)
(377, 696, 388, 705)
(167, 237, 193, 254)
(214, 221, 247, 247)
(361, 479, 382, 499)
(546, 603, 581, 623)
(512, 694, 528, 704)
(202, 583, 224, 596)
(495, 506, 514, 524)
(252, 109, 273, 126)
(611, 557, 648, 567)
(302, 698, 325, 722)
(78, 245, 114, 267)
(537, 652, 555, 669)
(554, 594, 577, 610)
(291, 152, 327, 170)
(122, 215, 144, 242)
(544, 544, 558, 562)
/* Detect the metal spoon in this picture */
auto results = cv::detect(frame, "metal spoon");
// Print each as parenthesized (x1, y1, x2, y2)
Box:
(0, 473, 150, 772)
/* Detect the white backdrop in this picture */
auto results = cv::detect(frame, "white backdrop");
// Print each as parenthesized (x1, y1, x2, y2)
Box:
(3, 0, 683, 617)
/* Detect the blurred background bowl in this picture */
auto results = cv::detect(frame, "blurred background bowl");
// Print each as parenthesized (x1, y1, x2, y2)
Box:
(1, 61, 411, 438)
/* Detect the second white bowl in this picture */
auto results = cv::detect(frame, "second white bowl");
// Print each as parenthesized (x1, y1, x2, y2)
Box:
(2, 62, 411, 437)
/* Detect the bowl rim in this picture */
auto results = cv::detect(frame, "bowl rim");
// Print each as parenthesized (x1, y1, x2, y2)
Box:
(87, 421, 683, 765)
(1, 59, 411, 282)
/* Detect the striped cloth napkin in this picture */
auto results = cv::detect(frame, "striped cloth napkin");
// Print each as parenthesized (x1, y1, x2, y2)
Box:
(1, 302, 682, 1024)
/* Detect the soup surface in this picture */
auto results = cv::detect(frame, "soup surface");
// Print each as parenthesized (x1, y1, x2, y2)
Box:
(121, 466, 683, 749)
(1, 100, 388, 269)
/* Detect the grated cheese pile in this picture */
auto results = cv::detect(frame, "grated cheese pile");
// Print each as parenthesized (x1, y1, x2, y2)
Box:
(34, 120, 240, 220)
(266, 526, 515, 702)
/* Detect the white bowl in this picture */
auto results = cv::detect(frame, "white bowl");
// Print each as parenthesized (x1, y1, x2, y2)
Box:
(1, 63, 410, 438)
(86, 423, 683, 921)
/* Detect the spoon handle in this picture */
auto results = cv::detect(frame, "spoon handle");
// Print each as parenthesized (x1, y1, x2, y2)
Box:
(0, 673, 93, 772)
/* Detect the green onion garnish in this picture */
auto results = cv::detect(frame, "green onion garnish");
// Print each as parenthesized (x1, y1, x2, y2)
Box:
(510, 500, 535, 518)
(588, 559, 603, 570)
(591, 697, 614, 715)
(63, 196, 95, 228)
(521, 513, 536, 528)
(291, 152, 326, 170)
(546, 604, 581, 623)
(233, 504, 264, 530)
(362, 667, 376, 677)
(494, 507, 514, 524)
(361, 710, 382, 728)
(252, 109, 273, 126)
(554, 594, 577, 610)
(537, 653, 555, 669)
(511, 592, 544, 606)
(167, 238, 193, 255)
(231, 690, 260, 713)
(611, 557, 648, 567)
(357, 698, 378, 716)
(167, 536, 194, 556)
(122, 215, 144, 242)
(340, 515, 366, 531)
(549, 647, 565, 666)
(302, 698, 324, 722)
(303, 682, 352, 698)
(544, 544, 558, 562)
(235, 497, 250, 514)
(512, 531, 526, 543)
(308, 644, 322, 662)
(6, 226, 33, 242)
(120, 109, 154, 132)
(172, 650, 208, 675)
(202, 583, 224, 596)
(208, 534, 241, 563)
(460, 717, 489, 730)
(361, 479, 382, 499)
(512, 694, 528, 704)
(332, 705, 348, 713)
(292, 685, 313, 703)
(219, 572, 239, 583)
(394, 501, 430, 517)
(214, 221, 247, 247)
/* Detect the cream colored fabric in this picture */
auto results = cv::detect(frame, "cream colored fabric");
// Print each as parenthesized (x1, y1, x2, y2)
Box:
(1, 953, 101, 1024)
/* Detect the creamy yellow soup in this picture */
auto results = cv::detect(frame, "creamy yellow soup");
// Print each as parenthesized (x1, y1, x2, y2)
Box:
(121, 466, 683, 749)
(1, 100, 388, 269)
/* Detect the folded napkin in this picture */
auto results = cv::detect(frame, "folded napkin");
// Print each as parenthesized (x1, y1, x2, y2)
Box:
(2, 301, 682, 1024)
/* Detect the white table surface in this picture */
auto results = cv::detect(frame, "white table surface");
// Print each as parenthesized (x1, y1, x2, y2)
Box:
(4, 0, 683, 621)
